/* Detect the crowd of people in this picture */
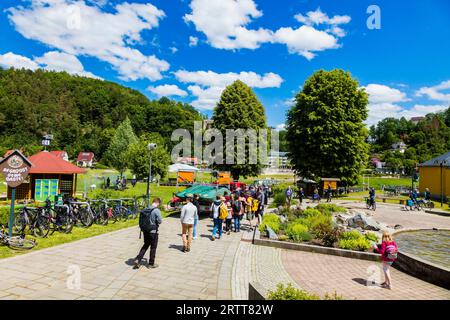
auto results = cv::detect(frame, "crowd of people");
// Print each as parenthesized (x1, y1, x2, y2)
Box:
(131, 183, 401, 291)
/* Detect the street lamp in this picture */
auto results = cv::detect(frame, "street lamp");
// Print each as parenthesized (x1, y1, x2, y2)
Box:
(434, 159, 448, 208)
(146, 143, 157, 207)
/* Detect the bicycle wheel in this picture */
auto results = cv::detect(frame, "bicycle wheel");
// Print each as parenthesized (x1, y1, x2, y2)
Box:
(79, 208, 93, 227)
(14, 213, 27, 234)
(8, 236, 36, 250)
(33, 215, 50, 238)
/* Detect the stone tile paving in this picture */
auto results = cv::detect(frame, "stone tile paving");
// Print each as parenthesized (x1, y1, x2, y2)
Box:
(0, 216, 242, 300)
(281, 250, 450, 300)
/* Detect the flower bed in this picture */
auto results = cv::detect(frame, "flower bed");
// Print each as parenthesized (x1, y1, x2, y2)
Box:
(260, 204, 379, 252)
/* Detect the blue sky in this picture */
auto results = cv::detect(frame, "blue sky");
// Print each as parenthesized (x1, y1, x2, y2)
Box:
(1, 0, 449, 128)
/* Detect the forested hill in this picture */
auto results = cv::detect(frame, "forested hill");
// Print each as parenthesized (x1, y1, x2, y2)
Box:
(0, 68, 203, 160)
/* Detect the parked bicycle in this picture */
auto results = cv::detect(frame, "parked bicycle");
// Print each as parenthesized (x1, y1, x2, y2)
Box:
(0, 225, 36, 250)
(14, 206, 50, 238)
(43, 198, 75, 234)
(365, 197, 377, 211)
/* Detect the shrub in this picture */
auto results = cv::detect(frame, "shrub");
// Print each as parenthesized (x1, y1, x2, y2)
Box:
(301, 208, 322, 217)
(340, 230, 362, 240)
(267, 283, 320, 300)
(278, 235, 288, 241)
(316, 204, 347, 214)
(286, 223, 312, 242)
(314, 224, 342, 247)
(339, 238, 371, 251)
(273, 192, 286, 207)
(364, 232, 379, 242)
(259, 214, 281, 233)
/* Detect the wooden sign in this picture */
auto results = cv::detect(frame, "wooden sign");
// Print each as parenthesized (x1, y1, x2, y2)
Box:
(0, 150, 32, 188)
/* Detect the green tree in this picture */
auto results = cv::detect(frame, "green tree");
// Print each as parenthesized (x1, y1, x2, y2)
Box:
(104, 117, 137, 176)
(211, 80, 267, 180)
(286, 69, 369, 185)
(127, 133, 171, 180)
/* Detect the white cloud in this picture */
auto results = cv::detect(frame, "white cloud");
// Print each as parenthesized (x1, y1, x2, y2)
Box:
(273, 26, 339, 60)
(365, 83, 447, 126)
(189, 36, 199, 47)
(0, 52, 39, 70)
(184, 1, 350, 59)
(175, 70, 283, 88)
(363, 84, 409, 104)
(0, 51, 100, 79)
(184, 0, 272, 50)
(295, 8, 351, 26)
(147, 84, 188, 97)
(7, 0, 169, 81)
(275, 123, 286, 131)
(175, 69, 283, 110)
(169, 47, 178, 54)
(416, 80, 450, 103)
(35, 51, 100, 78)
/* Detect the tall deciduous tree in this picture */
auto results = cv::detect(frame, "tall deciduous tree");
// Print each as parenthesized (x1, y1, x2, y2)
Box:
(104, 117, 137, 176)
(286, 69, 369, 185)
(212, 80, 267, 180)
(127, 133, 171, 180)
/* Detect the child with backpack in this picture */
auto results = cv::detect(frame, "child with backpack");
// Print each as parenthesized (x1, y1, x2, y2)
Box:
(224, 198, 233, 235)
(375, 231, 398, 290)
(246, 195, 255, 231)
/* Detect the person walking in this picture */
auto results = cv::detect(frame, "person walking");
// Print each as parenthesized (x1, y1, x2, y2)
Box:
(245, 194, 255, 230)
(298, 187, 305, 204)
(256, 188, 265, 226)
(374, 231, 398, 290)
(133, 198, 162, 269)
(285, 186, 293, 207)
(131, 175, 137, 187)
(224, 199, 233, 235)
(210, 196, 224, 240)
(192, 194, 200, 240)
(326, 184, 332, 203)
(232, 194, 244, 232)
(180, 197, 198, 253)
(106, 177, 111, 189)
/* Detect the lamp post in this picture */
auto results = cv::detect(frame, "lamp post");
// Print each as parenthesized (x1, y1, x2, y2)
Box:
(146, 143, 157, 207)
(434, 159, 448, 208)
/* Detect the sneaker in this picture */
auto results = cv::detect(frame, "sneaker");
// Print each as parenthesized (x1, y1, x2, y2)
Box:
(147, 263, 159, 269)
(193, 236, 197, 240)
(211, 236, 215, 241)
(227, 231, 231, 235)
(186, 247, 191, 252)
(133, 262, 140, 270)
(182, 246, 186, 252)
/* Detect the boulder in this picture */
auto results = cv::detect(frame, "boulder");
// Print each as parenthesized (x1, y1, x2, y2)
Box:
(335, 214, 348, 225)
(347, 213, 381, 231)
(279, 215, 287, 224)
(394, 224, 403, 230)
(266, 225, 279, 240)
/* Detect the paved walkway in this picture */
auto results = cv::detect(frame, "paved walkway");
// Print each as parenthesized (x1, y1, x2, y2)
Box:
(0, 200, 448, 300)
(281, 249, 450, 300)
(0, 216, 241, 300)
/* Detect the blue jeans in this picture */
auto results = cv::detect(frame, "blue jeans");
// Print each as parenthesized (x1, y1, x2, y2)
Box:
(233, 216, 241, 231)
(212, 218, 223, 238)
(193, 217, 198, 238)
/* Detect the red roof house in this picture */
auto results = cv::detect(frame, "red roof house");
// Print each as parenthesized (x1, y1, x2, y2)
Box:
(50, 150, 69, 162)
(8, 151, 86, 201)
(77, 152, 95, 167)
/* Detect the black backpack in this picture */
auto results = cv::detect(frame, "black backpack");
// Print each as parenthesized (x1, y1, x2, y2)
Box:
(232, 200, 242, 213)
(139, 208, 157, 233)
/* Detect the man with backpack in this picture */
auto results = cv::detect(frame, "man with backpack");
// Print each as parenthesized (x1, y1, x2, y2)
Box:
(133, 197, 162, 269)
(210, 196, 226, 240)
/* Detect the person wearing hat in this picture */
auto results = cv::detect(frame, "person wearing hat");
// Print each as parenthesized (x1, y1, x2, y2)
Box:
(180, 196, 198, 252)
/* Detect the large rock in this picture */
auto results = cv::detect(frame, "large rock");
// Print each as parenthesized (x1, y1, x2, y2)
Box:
(266, 225, 279, 240)
(347, 213, 381, 231)
(278, 215, 287, 224)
